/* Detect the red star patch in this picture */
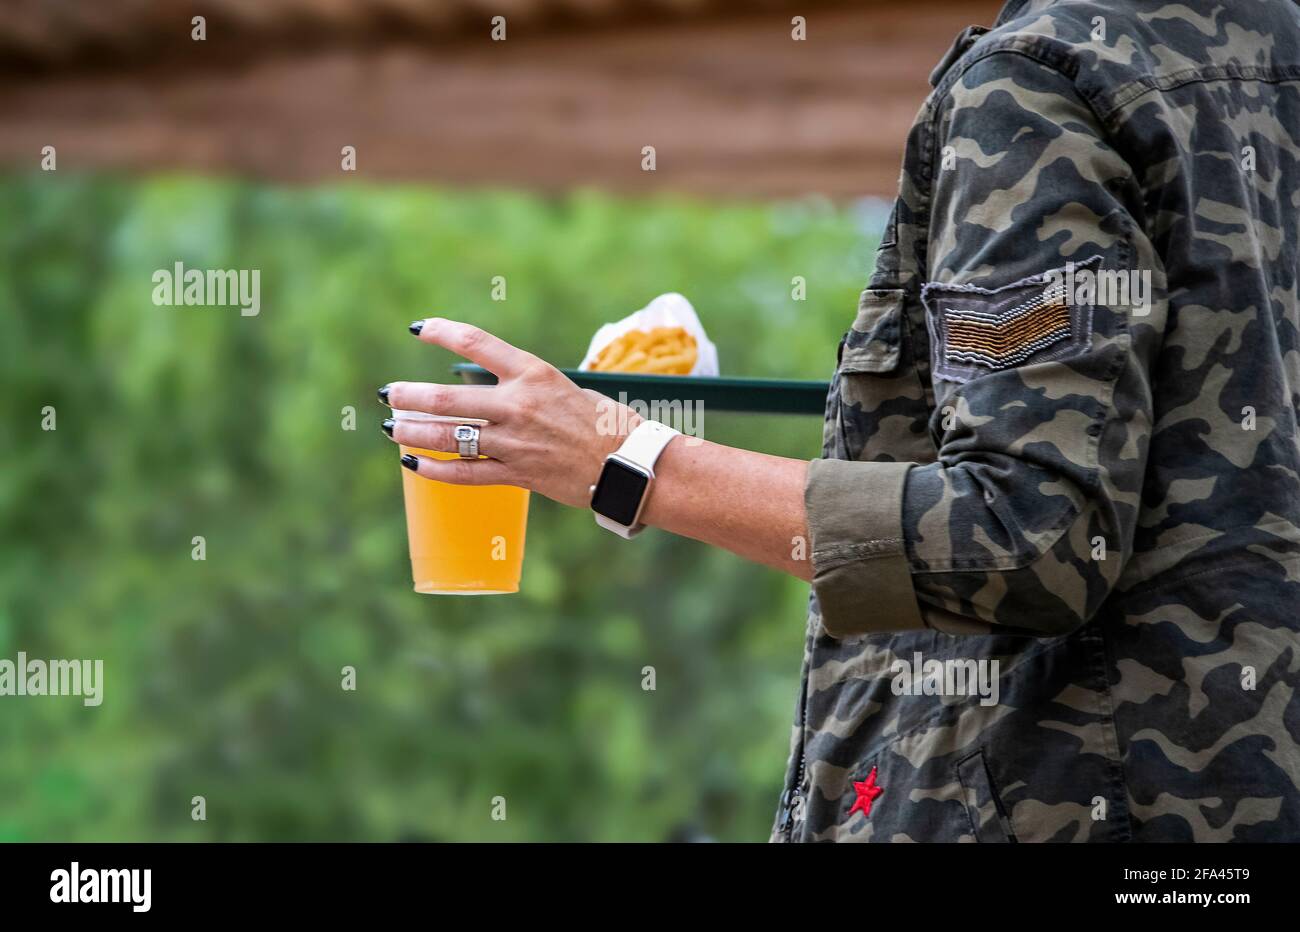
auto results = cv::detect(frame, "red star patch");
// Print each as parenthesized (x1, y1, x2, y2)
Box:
(847, 766, 883, 819)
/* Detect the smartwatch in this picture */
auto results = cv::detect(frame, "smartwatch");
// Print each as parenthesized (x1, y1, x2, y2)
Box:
(589, 420, 680, 538)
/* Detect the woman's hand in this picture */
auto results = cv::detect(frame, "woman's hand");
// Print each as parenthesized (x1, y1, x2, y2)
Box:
(379, 316, 811, 581)
(379, 318, 642, 508)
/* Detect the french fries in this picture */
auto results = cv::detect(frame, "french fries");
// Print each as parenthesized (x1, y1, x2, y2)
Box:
(589, 326, 698, 375)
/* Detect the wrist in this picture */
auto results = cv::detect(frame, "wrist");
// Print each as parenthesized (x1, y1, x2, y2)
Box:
(590, 402, 644, 478)
(588, 416, 678, 537)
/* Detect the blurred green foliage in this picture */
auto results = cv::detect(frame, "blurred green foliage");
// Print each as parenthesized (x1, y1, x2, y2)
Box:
(0, 174, 880, 841)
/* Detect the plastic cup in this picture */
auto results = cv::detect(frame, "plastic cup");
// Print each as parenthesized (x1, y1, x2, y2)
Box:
(393, 410, 530, 594)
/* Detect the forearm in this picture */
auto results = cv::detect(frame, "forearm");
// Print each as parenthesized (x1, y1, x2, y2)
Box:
(639, 436, 812, 581)
(382, 321, 813, 580)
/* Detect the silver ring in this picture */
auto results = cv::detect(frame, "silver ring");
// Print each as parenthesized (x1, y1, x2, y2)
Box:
(454, 424, 480, 459)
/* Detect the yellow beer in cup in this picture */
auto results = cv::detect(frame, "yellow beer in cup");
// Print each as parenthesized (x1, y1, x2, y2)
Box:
(394, 411, 530, 594)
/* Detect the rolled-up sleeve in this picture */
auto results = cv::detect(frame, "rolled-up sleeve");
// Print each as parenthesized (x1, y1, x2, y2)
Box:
(805, 458, 924, 637)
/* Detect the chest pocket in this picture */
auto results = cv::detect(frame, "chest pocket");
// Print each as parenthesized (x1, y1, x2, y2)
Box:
(834, 288, 935, 464)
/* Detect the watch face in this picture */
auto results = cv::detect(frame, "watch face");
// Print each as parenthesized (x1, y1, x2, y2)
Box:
(591, 458, 650, 527)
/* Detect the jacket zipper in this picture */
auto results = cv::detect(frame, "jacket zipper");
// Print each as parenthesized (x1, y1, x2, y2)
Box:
(778, 674, 811, 842)
(783, 752, 807, 842)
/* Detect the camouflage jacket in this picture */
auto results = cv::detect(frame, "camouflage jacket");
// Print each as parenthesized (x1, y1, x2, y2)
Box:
(774, 0, 1300, 842)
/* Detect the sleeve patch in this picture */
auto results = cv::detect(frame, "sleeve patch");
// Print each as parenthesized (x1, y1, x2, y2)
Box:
(922, 256, 1103, 384)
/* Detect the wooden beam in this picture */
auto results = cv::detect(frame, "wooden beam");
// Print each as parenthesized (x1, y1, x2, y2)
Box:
(0, 2, 1004, 198)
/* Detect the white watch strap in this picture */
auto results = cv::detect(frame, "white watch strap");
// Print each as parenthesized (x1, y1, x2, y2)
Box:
(594, 420, 680, 538)
(595, 513, 641, 538)
(617, 419, 679, 470)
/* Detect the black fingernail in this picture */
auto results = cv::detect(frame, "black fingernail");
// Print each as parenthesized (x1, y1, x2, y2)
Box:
(408, 320, 425, 336)
(377, 384, 391, 405)
(381, 418, 395, 438)
(400, 454, 419, 471)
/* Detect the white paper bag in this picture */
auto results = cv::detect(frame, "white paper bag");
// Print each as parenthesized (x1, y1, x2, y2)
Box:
(578, 293, 719, 376)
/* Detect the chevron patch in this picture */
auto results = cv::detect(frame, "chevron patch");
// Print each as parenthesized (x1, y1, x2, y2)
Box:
(942, 287, 1070, 369)
(922, 258, 1099, 383)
